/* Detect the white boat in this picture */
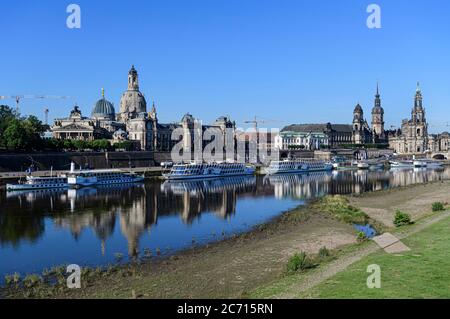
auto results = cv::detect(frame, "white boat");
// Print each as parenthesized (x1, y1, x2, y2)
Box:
(413, 160, 427, 168)
(266, 159, 333, 175)
(67, 162, 145, 188)
(390, 160, 414, 168)
(331, 156, 352, 169)
(357, 162, 370, 170)
(163, 162, 255, 180)
(6, 176, 68, 191)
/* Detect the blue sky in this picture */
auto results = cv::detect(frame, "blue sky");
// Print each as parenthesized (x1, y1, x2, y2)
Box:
(0, 0, 449, 132)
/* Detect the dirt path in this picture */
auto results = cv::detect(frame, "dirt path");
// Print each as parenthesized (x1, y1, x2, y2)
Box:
(272, 210, 450, 299)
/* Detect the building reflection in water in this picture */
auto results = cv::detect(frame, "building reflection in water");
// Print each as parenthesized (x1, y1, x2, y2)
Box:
(2, 168, 450, 257)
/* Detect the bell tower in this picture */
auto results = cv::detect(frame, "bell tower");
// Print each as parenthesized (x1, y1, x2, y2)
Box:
(128, 65, 139, 91)
(371, 82, 385, 137)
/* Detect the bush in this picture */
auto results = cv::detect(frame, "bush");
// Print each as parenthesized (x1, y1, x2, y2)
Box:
(357, 231, 368, 242)
(393, 210, 412, 227)
(286, 252, 314, 274)
(318, 246, 330, 258)
(432, 202, 445, 212)
(23, 274, 42, 288)
(318, 196, 368, 225)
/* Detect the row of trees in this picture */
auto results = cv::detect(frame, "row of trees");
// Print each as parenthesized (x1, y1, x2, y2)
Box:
(0, 104, 134, 152)
(0, 105, 47, 151)
(47, 139, 134, 151)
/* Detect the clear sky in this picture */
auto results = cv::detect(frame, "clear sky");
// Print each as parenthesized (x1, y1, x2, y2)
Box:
(1, 0, 449, 132)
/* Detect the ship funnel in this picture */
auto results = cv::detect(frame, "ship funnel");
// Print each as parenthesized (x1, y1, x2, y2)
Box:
(70, 162, 75, 173)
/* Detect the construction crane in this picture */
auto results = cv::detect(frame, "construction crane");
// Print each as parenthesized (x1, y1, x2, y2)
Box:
(0, 94, 71, 114)
(44, 108, 49, 126)
(244, 116, 282, 163)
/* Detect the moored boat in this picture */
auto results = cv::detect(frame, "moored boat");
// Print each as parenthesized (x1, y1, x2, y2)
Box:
(266, 159, 333, 175)
(67, 162, 144, 188)
(413, 160, 427, 168)
(357, 161, 370, 170)
(163, 162, 255, 180)
(390, 160, 414, 168)
(6, 176, 68, 191)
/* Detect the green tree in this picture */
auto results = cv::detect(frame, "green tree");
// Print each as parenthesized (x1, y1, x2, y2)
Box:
(2, 119, 29, 150)
(0, 105, 16, 148)
(72, 139, 87, 150)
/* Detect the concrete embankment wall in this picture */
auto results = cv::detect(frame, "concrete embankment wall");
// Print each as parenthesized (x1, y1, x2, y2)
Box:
(0, 151, 163, 172)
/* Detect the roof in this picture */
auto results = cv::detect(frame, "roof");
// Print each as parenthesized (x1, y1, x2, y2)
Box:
(52, 123, 94, 132)
(281, 123, 352, 133)
(92, 98, 115, 119)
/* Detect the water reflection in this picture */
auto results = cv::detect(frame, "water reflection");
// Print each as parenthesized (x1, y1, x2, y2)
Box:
(1, 167, 450, 277)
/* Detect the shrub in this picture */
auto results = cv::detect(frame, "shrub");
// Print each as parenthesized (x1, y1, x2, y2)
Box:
(318, 246, 330, 258)
(23, 274, 42, 288)
(357, 231, 368, 242)
(4, 275, 13, 286)
(432, 202, 445, 212)
(393, 210, 412, 227)
(318, 196, 368, 225)
(286, 252, 314, 274)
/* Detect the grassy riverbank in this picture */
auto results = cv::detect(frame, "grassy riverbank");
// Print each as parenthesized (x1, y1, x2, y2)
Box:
(250, 211, 450, 298)
(3, 181, 450, 299)
(303, 214, 450, 298)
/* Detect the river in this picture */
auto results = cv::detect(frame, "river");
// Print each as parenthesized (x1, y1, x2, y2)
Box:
(1, 167, 450, 279)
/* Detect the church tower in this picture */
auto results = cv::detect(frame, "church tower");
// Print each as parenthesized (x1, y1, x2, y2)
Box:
(408, 82, 428, 153)
(371, 82, 385, 141)
(352, 103, 365, 144)
(412, 82, 425, 123)
(128, 65, 139, 91)
(118, 65, 147, 122)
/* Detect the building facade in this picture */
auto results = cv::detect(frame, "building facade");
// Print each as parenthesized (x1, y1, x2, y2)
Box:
(389, 84, 430, 154)
(275, 123, 353, 150)
(352, 84, 387, 145)
(52, 65, 235, 154)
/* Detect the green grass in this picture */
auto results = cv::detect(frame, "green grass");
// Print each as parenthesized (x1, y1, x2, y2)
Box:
(300, 215, 450, 298)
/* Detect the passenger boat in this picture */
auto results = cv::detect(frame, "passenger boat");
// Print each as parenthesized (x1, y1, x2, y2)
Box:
(265, 159, 333, 175)
(67, 163, 145, 188)
(413, 160, 427, 168)
(331, 156, 354, 170)
(389, 160, 414, 168)
(6, 176, 68, 191)
(162, 162, 256, 180)
(356, 161, 370, 170)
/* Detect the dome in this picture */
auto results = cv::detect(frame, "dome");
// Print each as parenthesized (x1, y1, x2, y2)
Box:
(181, 113, 195, 123)
(92, 97, 115, 120)
(354, 103, 363, 114)
(119, 90, 147, 115)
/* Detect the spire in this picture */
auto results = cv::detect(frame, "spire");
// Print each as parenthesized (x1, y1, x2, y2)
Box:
(101, 88, 105, 98)
(416, 81, 420, 93)
(376, 81, 379, 95)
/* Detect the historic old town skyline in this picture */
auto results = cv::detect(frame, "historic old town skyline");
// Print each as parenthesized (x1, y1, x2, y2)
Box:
(1, 1, 450, 132)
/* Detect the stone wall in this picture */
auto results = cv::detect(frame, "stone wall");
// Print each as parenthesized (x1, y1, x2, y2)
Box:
(0, 151, 156, 172)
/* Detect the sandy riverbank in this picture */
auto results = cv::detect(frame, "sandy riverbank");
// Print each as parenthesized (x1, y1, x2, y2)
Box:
(3, 180, 450, 299)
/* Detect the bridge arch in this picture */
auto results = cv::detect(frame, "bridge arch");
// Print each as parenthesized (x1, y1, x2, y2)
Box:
(432, 153, 447, 160)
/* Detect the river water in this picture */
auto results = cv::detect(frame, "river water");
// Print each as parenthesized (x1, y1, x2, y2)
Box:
(1, 167, 450, 278)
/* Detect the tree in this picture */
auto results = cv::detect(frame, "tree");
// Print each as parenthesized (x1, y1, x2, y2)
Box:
(0, 105, 16, 148)
(2, 119, 29, 150)
(72, 139, 87, 150)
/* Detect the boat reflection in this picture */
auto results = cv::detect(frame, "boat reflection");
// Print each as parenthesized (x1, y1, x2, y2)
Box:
(1, 167, 450, 263)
